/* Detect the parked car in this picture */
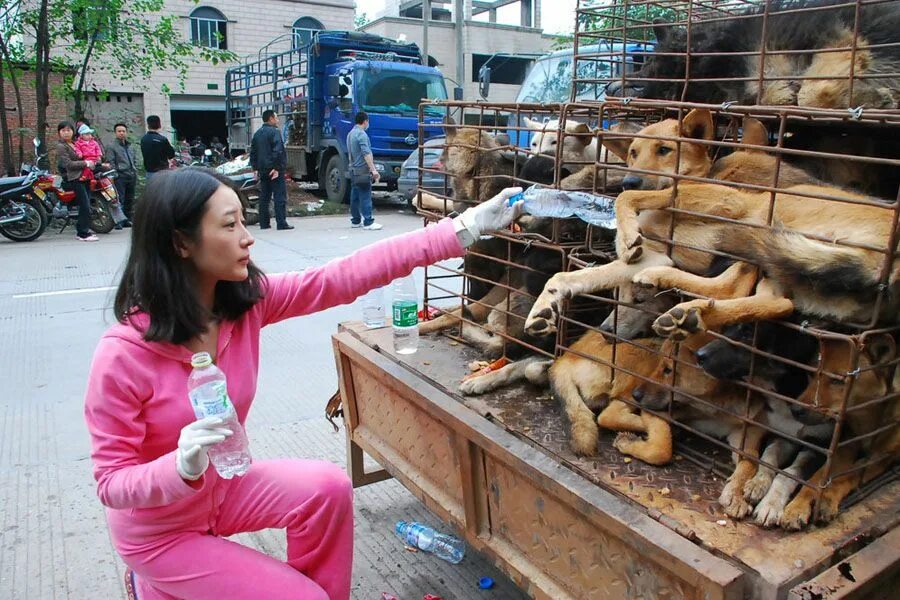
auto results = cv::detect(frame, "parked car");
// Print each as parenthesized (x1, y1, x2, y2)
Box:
(398, 137, 448, 204)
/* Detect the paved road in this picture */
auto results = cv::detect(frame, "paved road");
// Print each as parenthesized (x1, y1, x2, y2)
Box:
(0, 209, 528, 600)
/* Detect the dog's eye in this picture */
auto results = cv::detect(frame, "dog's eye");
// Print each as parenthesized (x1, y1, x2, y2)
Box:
(629, 148, 637, 159)
(551, 140, 557, 146)
(662, 366, 673, 376)
(657, 146, 673, 156)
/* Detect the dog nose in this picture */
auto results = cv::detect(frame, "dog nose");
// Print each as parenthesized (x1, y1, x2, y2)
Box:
(696, 346, 710, 367)
(632, 387, 644, 402)
(622, 175, 643, 190)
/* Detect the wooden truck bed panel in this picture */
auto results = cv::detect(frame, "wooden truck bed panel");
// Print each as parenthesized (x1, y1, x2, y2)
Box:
(333, 323, 900, 599)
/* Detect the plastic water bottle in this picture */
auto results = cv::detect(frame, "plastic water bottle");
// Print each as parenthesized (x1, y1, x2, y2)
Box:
(361, 287, 386, 328)
(392, 275, 419, 354)
(395, 521, 465, 564)
(509, 185, 617, 229)
(187, 352, 251, 479)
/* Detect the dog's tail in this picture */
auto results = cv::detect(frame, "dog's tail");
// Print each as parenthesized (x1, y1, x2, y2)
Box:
(718, 227, 881, 296)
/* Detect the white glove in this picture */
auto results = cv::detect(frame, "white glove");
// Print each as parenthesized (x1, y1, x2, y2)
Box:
(176, 416, 232, 481)
(453, 187, 525, 247)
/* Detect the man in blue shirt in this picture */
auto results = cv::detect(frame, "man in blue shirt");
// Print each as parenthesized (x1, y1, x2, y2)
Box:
(346, 111, 382, 230)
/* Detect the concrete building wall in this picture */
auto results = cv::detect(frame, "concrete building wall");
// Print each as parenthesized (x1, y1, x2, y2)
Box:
(362, 16, 554, 103)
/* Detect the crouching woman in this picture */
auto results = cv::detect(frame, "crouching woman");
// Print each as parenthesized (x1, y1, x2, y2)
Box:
(83, 167, 522, 599)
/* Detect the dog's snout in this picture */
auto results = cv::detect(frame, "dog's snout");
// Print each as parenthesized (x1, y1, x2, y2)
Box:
(622, 175, 643, 190)
(696, 346, 710, 367)
(631, 387, 644, 402)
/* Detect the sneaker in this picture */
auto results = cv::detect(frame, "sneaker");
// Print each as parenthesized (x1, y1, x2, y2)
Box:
(114, 223, 123, 231)
(276, 223, 295, 230)
(350, 222, 363, 229)
(76, 234, 99, 242)
(121, 220, 132, 228)
(363, 222, 383, 231)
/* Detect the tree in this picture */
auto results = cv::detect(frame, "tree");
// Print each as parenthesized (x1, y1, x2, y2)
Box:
(0, 0, 235, 159)
(354, 12, 369, 29)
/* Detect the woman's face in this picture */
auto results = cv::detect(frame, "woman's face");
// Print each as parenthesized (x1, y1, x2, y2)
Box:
(59, 127, 73, 142)
(181, 186, 255, 282)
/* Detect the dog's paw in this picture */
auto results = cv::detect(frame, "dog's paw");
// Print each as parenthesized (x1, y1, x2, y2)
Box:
(568, 419, 600, 456)
(632, 266, 671, 290)
(524, 291, 564, 337)
(653, 306, 705, 340)
(753, 492, 787, 528)
(616, 234, 644, 264)
(814, 495, 842, 525)
(720, 480, 753, 519)
(458, 376, 494, 396)
(743, 473, 773, 505)
(780, 499, 813, 531)
(612, 431, 641, 454)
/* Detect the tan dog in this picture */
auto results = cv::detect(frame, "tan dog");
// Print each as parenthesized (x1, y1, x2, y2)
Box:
(779, 336, 899, 529)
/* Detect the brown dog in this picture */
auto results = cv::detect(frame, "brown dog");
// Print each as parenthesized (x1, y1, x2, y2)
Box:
(779, 335, 899, 529)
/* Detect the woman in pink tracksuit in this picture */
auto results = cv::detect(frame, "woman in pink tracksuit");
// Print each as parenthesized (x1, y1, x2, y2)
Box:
(83, 167, 522, 599)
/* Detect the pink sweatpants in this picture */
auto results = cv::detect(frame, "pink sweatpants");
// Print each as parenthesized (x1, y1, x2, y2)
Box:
(119, 459, 353, 600)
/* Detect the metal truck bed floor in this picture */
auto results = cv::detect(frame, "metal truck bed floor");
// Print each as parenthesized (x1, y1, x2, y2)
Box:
(332, 323, 900, 600)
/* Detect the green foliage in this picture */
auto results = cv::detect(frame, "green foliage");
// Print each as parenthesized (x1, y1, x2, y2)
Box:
(354, 12, 369, 29)
(577, 0, 678, 42)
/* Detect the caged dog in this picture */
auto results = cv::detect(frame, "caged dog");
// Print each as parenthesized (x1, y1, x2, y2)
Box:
(611, 0, 900, 109)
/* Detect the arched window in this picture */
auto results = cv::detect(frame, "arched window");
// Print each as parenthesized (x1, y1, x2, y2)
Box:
(292, 17, 324, 50)
(190, 7, 227, 50)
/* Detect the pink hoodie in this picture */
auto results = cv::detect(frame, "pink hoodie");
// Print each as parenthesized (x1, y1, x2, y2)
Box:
(84, 219, 463, 547)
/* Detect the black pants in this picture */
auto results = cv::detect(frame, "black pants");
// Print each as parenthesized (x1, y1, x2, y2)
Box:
(63, 179, 92, 237)
(114, 173, 136, 219)
(258, 172, 287, 227)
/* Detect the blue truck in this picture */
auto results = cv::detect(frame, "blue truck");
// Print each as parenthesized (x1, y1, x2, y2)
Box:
(225, 31, 448, 203)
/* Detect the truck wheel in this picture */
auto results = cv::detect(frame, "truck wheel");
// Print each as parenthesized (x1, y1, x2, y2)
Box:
(322, 154, 350, 204)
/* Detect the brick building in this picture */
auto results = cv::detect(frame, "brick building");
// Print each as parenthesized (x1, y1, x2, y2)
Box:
(0, 66, 73, 175)
(55, 0, 355, 150)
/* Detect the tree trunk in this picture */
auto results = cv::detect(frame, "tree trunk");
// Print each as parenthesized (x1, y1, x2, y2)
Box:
(0, 32, 26, 170)
(73, 33, 99, 121)
(0, 62, 13, 175)
(33, 0, 51, 153)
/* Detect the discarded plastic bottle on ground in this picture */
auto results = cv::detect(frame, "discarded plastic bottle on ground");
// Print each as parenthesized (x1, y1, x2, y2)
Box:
(395, 521, 465, 564)
(509, 185, 617, 229)
(392, 276, 419, 354)
(361, 286, 386, 328)
(187, 352, 252, 478)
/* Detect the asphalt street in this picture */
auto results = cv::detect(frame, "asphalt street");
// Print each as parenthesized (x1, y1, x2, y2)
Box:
(0, 207, 528, 600)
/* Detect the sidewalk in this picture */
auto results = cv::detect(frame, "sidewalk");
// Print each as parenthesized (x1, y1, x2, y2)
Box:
(0, 210, 528, 599)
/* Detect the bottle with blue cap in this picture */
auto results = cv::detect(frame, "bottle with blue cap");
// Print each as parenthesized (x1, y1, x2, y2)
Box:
(508, 185, 617, 229)
(395, 521, 465, 563)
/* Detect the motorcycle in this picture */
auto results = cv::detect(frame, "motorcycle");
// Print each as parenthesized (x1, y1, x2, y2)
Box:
(215, 155, 259, 225)
(0, 169, 48, 242)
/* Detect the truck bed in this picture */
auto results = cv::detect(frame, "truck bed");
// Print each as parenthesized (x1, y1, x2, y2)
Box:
(332, 323, 900, 600)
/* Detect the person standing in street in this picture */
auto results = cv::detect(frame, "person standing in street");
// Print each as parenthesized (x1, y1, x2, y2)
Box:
(347, 112, 382, 230)
(56, 121, 98, 242)
(249, 110, 293, 230)
(141, 115, 175, 180)
(108, 123, 137, 225)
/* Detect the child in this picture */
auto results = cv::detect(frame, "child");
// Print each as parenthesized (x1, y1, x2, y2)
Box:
(74, 124, 103, 181)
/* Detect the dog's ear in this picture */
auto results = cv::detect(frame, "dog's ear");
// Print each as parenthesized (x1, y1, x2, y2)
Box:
(494, 132, 511, 146)
(681, 109, 714, 141)
(652, 18, 673, 45)
(564, 122, 592, 148)
(444, 121, 456, 142)
(523, 117, 542, 131)
(865, 334, 897, 368)
(601, 129, 632, 161)
(740, 117, 769, 149)
(564, 121, 591, 135)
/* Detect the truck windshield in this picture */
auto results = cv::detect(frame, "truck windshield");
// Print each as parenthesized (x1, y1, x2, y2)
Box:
(516, 48, 642, 103)
(358, 70, 448, 117)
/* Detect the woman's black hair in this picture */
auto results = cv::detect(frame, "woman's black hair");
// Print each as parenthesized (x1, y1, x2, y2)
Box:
(57, 121, 75, 134)
(114, 167, 266, 344)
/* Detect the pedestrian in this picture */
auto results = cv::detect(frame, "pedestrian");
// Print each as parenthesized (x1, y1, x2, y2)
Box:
(107, 122, 137, 225)
(83, 167, 523, 599)
(74, 124, 104, 181)
(141, 115, 176, 180)
(56, 121, 98, 242)
(249, 109, 293, 230)
(347, 111, 382, 230)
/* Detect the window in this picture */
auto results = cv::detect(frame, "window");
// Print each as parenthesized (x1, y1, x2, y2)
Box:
(471, 54, 532, 85)
(190, 7, 227, 50)
(292, 17, 324, 50)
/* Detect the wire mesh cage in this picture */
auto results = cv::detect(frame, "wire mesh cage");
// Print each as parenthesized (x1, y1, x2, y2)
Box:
(573, 0, 900, 111)
(413, 92, 900, 529)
